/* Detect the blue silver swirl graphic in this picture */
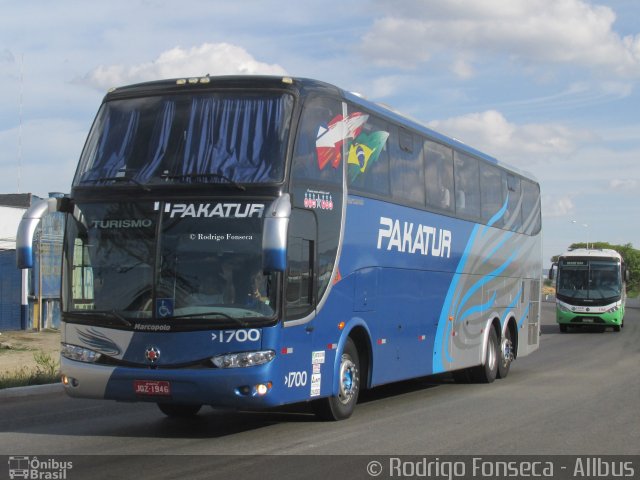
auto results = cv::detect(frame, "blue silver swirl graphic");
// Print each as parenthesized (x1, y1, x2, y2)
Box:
(433, 190, 541, 373)
(78, 327, 122, 356)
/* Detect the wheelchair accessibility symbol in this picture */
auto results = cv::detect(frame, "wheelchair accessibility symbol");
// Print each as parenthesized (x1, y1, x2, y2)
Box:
(156, 299, 174, 318)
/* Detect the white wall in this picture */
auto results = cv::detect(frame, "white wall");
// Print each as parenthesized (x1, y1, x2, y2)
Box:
(0, 205, 27, 250)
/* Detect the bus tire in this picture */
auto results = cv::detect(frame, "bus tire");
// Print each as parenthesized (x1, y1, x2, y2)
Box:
(497, 327, 514, 379)
(314, 337, 360, 421)
(613, 325, 621, 332)
(157, 403, 202, 417)
(559, 324, 568, 333)
(471, 328, 498, 384)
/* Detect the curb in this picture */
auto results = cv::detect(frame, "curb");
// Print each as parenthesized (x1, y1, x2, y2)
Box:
(0, 382, 63, 399)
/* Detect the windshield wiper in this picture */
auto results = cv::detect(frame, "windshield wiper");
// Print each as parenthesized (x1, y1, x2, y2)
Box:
(65, 310, 133, 328)
(80, 176, 151, 192)
(167, 311, 251, 327)
(162, 173, 246, 191)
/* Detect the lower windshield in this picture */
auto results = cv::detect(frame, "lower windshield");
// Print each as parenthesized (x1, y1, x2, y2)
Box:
(63, 201, 276, 327)
(557, 258, 621, 301)
(157, 201, 275, 321)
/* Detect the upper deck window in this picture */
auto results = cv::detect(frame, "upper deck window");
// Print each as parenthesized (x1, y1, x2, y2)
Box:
(74, 91, 294, 187)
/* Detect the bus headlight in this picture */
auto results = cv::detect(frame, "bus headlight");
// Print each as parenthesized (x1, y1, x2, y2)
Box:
(606, 305, 619, 313)
(557, 303, 572, 313)
(61, 343, 102, 363)
(211, 350, 275, 368)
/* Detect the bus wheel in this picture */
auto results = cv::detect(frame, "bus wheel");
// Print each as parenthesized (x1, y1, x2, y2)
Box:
(314, 337, 360, 421)
(157, 403, 202, 417)
(497, 328, 514, 379)
(559, 324, 568, 333)
(471, 328, 498, 384)
(613, 325, 621, 332)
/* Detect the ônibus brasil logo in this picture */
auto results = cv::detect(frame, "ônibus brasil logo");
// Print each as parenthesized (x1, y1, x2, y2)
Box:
(8, 456, 73, 479)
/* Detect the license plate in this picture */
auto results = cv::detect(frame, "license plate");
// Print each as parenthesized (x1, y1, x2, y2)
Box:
(134, 380, 171, 396)
(582, 318, 594, 324)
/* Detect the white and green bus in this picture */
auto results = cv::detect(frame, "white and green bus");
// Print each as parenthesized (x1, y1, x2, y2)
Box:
(550, 249, 626, 332)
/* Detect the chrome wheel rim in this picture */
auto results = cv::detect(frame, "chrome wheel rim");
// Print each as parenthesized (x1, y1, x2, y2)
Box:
(501, 337, 514, 368)
(338, 355, 358, 405)
(487, 338, 497, 371)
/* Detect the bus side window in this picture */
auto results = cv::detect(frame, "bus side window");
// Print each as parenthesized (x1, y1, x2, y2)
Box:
(286, 237, 314, 319)
(521, 180, 541, 235)
(480, 162, 505, 226)
(71, 237, 95, 308)
(425, 141, 454, 213)
(505, 173, 523, 232)
(347, 114, 391, 198)
(286, 209, 316, 320)
(390, 128, 425, 206)
(454, 152, 481, 220)
(291, 96, 342, 185)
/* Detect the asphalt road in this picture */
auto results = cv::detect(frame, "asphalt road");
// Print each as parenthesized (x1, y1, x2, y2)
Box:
(1, 302, 638, 479)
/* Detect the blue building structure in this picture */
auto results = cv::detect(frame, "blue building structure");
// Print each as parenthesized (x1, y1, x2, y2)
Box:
(0, 193, 63, 331)
(0, 249, 22, 330)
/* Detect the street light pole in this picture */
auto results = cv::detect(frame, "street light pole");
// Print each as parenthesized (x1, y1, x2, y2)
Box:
(571, 220, 590, 249)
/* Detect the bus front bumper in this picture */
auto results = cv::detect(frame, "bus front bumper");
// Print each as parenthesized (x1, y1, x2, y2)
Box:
(556, 308, 623, 327)
(60, 357, 283, 409)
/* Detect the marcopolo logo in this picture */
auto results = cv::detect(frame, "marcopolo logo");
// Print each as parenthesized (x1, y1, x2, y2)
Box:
(8, 456, 73, 479)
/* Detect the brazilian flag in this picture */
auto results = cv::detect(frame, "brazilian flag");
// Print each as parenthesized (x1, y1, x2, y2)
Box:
(347, 131, 389, 183)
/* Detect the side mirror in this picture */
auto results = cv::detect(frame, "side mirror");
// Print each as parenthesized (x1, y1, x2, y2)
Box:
(262, 193, 291, 273)
(548, 263, 557, 281)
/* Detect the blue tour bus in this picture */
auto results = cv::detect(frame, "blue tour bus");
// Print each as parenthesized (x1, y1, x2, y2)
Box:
(18, 76, 542, 420)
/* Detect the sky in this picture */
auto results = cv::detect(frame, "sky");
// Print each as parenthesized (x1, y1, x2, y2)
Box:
(1, 0, 639, 266)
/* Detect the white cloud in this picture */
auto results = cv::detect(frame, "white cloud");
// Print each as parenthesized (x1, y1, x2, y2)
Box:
(543, 195, 575, 218)
(361, 0, 640, 78)
(366, 75, 422, 99)
(426, 110, 594, 163)
(609, 178, 638, 190)
(81, 43, 288, 90)
(451, 57, 475, 79)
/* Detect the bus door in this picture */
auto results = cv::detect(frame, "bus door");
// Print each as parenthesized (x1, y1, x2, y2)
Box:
(279, 208, 318, 402)
(284, 94, 346, 401)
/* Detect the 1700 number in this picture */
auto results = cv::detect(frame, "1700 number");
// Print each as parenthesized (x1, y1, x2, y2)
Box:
(211, 329, 261, 343)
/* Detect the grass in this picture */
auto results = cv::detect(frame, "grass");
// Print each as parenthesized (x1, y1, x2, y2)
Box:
(0, 350, 60, 390)
(0, 344, 31, 355)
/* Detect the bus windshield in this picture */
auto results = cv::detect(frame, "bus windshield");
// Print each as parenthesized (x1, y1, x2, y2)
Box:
(557, 258, 622, 301)
(63, 202, 276, 327)
(73, 91, 294, 187)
